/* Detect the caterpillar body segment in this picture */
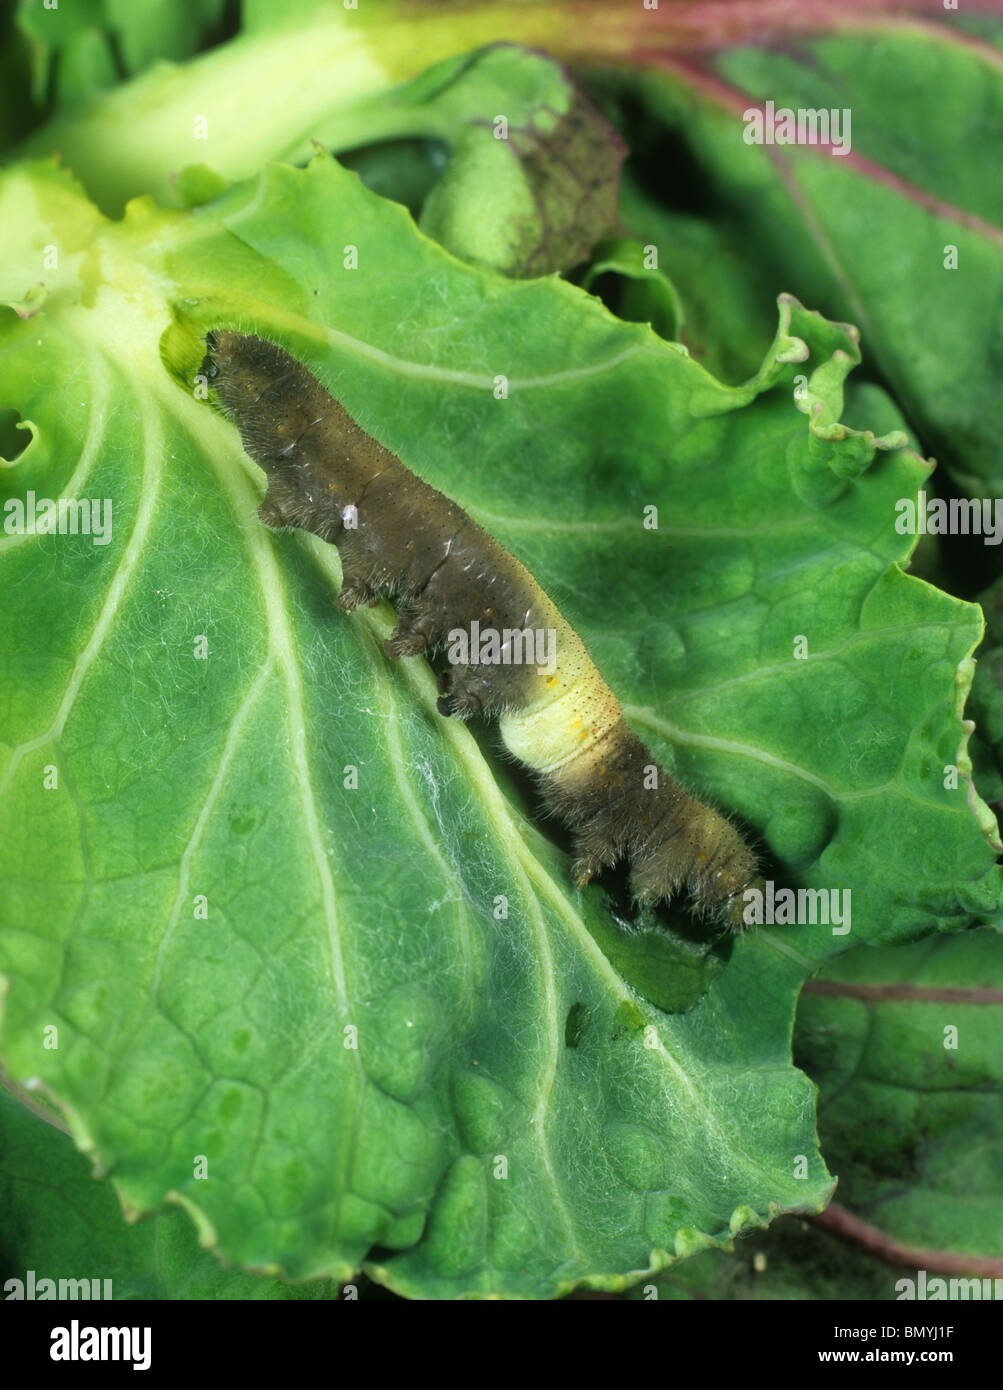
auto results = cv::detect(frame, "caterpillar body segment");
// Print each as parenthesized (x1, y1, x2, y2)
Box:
(202, 330, 762, 929)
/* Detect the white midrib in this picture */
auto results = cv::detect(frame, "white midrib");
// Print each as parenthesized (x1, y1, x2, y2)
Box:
(0, 359, 111, 556)
(179, 396, 357, 1030)
(149, 660, 274, 1001)
(0, 356, 162, 800)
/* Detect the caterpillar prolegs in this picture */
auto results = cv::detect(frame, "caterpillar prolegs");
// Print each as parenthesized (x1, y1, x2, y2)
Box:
(201, 331, 763, 930)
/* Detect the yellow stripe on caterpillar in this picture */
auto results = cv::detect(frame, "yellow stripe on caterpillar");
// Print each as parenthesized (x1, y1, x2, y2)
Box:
(499, 662, 621, 778)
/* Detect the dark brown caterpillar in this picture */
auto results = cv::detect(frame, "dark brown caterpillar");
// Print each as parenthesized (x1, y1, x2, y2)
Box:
(201, 330, 763, 929)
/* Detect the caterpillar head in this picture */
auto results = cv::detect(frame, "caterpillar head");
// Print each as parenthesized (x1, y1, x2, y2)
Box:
(201, 330, 326, 472)
(201, 330, 294, 411)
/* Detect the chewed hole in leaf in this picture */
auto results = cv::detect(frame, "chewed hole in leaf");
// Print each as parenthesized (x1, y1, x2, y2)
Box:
(0, 409, 30, 464)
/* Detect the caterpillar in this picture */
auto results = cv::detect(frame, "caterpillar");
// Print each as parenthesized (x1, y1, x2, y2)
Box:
(201, 330, 762, 930)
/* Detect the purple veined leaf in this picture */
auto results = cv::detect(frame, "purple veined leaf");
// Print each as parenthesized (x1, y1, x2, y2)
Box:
(796, 928, 1003, 1274)
(605, 26, 1003, 501)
